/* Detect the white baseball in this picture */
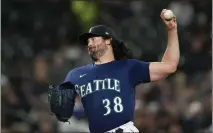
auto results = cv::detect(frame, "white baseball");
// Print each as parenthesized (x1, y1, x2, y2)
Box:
(163, 10, 174, 20)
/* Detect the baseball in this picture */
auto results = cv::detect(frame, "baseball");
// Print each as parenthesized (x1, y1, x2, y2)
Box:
(163, 10, 174, 20)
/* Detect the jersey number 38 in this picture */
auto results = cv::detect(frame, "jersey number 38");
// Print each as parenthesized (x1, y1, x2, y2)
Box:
(102, 97, 123, 116)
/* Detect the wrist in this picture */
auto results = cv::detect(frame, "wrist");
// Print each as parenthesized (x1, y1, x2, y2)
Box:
(168, 27, 177, 32)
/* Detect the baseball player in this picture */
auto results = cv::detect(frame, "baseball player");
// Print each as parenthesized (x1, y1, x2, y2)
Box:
(48, 9, 179, 133)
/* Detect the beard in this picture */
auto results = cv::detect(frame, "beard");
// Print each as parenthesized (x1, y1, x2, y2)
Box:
(89, 45, 108, 61)
(89, 51, 98, 61)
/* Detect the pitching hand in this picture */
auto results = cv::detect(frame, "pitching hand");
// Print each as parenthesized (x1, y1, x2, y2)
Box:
(160, 9, 177, 31)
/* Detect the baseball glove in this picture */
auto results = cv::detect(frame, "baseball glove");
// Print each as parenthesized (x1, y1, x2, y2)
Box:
(48, 82, 77, 122)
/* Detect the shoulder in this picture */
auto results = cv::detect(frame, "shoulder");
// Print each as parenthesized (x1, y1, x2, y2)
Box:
(67, 64, 93, 76)
(127, 59, 150, 64)
(65, 64, 93, 82)
(124, 59, 143, 66)
(124, 59, 150, 71)
(126, 59, 139, 63)
(114, 59, 141, 67)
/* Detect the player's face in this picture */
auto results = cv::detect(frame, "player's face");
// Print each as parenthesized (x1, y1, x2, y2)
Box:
(87, 36, 109, 61)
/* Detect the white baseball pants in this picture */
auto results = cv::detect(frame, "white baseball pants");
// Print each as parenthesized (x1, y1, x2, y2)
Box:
(106, 121, 139, 133)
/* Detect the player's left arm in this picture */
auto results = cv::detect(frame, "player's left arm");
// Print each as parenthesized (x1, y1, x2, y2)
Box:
(149, 9, 179, 81)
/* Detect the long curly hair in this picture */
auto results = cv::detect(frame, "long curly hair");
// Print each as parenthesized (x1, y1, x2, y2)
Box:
(111, 39, 133, 60)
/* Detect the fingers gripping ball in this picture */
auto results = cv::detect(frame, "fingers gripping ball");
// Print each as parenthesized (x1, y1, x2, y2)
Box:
(48, 82, 77, 122)
(163, 10, 174, 21)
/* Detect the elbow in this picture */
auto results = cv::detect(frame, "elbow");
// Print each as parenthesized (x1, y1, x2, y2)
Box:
(169, 66, 177, 73)
(164, 66, 177, 78)
(160, 66, 177, 80)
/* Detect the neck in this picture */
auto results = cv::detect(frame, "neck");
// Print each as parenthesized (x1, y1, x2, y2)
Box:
(95, 52, 115, 65)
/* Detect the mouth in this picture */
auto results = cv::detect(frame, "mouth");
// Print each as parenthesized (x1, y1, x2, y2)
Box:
(88, 47, 96, 52)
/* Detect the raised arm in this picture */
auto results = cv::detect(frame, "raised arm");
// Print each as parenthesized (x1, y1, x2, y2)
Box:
(150, 9, 180, 81)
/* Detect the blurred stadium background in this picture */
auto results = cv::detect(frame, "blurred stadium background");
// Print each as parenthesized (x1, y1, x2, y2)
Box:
(1, 0, 212, 133)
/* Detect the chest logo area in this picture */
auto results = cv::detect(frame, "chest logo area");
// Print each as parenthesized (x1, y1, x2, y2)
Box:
(75, 78, 121, 98)
(79, 74, 87, 78)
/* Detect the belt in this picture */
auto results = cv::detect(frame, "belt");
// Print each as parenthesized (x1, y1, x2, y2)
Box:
(115, 128, 123, 133)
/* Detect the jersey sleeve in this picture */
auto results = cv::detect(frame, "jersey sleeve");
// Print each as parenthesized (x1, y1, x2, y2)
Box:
(130, 59, 151, 85)
(64, 70, 76, 83)
(64, 71, 72, 82)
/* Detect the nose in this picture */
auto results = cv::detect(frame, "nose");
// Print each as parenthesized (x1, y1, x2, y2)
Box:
(88, 38, 93, 47)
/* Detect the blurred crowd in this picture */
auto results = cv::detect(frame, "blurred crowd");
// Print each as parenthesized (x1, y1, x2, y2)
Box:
(1, 0, 212, 133)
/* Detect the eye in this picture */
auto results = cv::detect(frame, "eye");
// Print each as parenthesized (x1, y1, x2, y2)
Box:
(87, 38, 93, 43)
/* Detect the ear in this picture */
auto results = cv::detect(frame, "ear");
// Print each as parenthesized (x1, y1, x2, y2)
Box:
(105, 38, 111, 45)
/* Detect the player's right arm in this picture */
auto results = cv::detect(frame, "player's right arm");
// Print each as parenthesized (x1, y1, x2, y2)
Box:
(130, 9, 179, 85)
(149, 9, 179, 81)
